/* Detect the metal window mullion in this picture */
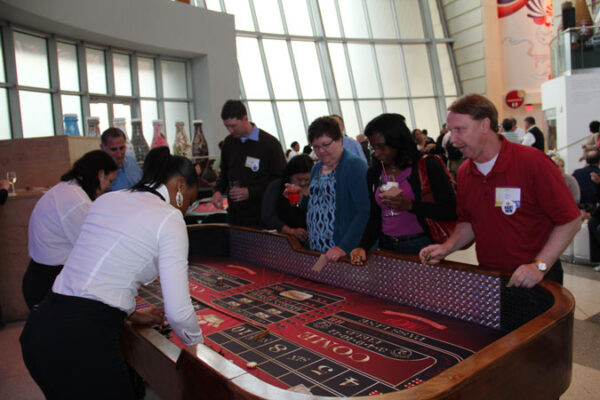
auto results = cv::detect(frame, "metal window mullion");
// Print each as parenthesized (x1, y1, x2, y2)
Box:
(186, 60, 194, 136)
(278, 0, 309, 136)
(2, 25, 22, 139)
(361, 0, 386, 119)
(155, 56, 165, 122)
(389, 0, 416, 128)
(435, 0, 462, 97)
(105, 48, 115, 124)
(48, 35, 63, 135)
(307, 0, 339, 117)
(130, 53, 140, 119)
(420, 0, 446, 125)
(247, 0, 285, 144)
(78, 43, 90, 135)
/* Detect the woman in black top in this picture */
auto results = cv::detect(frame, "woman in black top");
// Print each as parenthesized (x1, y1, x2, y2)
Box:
(350, 114, 457, 262)
(261, 154, 313, 243)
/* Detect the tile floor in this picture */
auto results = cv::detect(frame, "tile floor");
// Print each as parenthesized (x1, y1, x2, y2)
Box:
(1, 259, 598, 399)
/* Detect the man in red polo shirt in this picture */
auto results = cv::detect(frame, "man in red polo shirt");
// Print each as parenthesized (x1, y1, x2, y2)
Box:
(420, 94, 581, 288)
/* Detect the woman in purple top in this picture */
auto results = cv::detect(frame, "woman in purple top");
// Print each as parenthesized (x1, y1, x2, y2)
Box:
(350, 114, 457, 262)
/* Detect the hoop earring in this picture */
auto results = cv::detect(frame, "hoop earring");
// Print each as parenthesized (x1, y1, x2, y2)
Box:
(176, 189, 184, 208)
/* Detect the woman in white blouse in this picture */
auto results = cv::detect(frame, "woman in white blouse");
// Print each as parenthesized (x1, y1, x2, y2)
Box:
(20, 147, 203, 399)
(23, 150, 118, 310)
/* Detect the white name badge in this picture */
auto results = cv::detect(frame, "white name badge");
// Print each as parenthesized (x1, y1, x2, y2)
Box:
(245, 156, 260, 172)
(495, 187, 521, 215)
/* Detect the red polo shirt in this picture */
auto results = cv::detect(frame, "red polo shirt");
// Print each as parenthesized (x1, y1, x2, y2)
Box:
(457, 136, 580, 272)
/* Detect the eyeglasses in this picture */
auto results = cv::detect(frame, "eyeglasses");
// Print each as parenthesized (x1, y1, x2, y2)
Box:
(312, 140, 335, 151)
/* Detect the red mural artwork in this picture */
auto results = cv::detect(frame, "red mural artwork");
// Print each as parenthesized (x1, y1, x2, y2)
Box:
(498, 0, 552, 26)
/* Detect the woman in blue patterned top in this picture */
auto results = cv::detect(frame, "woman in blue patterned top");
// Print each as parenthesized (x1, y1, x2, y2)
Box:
(303, 116, 370, 262)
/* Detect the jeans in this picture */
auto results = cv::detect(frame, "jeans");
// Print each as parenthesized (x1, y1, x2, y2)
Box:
(379, 232, 432, 255)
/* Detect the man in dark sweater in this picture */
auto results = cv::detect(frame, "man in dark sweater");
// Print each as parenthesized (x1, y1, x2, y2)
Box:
(211, 100, 286, 227)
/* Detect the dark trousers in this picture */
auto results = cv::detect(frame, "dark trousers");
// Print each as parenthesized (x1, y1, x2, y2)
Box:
(22, 260, 63, 310)
(588, 217, 600, 263)
(544, 259, 564, 286)
(20, 293, 134, 400)
(379, 232, 432, 255)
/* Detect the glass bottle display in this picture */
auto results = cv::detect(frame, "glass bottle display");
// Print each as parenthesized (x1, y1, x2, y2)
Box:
(113, 117, 135, 157)
(192, 120, 209, 158)
(173, 121, 192, 158)
(151, 120, 169, 149)
(86, 116, 101, 137)
(130, 119, 149, 163)
(63, 114, 80, 136)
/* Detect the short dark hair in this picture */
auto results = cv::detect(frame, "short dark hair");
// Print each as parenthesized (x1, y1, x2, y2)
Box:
(448, 94, 499, 133)
(525, 116, 536, 125)
(586, 150, 600, 166)
(221, 100, 248, 120)
(101, 127, 126, 146)
(590, 121, 600, 133)
(502, 118, 513, 132)
(303, 145, 312, 154)
(365, 113, 420, 170)
(61, 150, 118, 200)
(290, 141, 299, 148)
(308, 116, 342, 143)
(132, 147, 198, 193)
(283, 154, 314, 181)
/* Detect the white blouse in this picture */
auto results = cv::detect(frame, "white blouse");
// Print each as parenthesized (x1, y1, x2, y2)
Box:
(53, 185, 203, 345)
(28, 181, 91, 266)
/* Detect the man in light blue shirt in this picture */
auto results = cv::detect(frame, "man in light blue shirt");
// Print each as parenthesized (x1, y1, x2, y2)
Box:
(331, 114, 368, 163)
(101, 128, 142, 191)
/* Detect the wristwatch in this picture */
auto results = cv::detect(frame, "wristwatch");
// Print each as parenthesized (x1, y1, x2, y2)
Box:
(535, 260, 547, 272)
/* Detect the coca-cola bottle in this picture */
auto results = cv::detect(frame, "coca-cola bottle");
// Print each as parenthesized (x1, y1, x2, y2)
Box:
(151, 120, 169, 149)
(130, 119, 149, 163)
(192, 120, 209, 158)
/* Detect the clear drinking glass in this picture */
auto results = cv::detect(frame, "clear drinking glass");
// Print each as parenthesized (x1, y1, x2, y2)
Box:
(379, 175, 399, 217)
(7, 171, 17, 196)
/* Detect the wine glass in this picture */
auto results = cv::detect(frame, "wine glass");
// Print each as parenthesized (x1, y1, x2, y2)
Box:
(7, 171, 17, 197)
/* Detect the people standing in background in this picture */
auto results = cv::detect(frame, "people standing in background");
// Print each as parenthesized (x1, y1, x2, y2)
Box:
(510, 118, 525, 142)
(579, 120, 600, 162)
(23, 151, 118, 311)
(212, 100, 286, 227)
(573, 150, 600, 211)
(501, 118, 521, 143)
(420, 94, 581, 288)
(331, 114, 368, 163)
(356, 133, 372, 166)
(552, 155, 580, 204)
(302, 116, 370, 262)
(287, 141, 301, 161)
(413, 129, 437, 154)
(522, 116, 545, 151)
(435, 124, 449, 163)
(101, 128, 143, 191)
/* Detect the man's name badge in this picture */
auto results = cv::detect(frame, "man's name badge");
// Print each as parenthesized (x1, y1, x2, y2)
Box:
(245, 156, 260, 172)
(495, 187, 521, 215)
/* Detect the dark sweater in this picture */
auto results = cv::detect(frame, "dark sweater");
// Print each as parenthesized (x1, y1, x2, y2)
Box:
(215, 129, 286, 227)
(358, 156, 457, 251)
(261, 178, 307, 231)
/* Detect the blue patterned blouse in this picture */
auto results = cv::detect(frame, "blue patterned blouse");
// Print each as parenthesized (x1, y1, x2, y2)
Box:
(307, 170, 337, 252)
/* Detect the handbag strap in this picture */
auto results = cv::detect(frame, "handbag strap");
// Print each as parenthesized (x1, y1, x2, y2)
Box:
(417, 154, 456, 200)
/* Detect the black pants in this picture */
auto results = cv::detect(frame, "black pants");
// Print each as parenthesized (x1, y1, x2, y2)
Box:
(22, 260, 63, 310)
(20, 293, 134, 400)
(545, 259, 564, 286)
(588, 217, 600, 263)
